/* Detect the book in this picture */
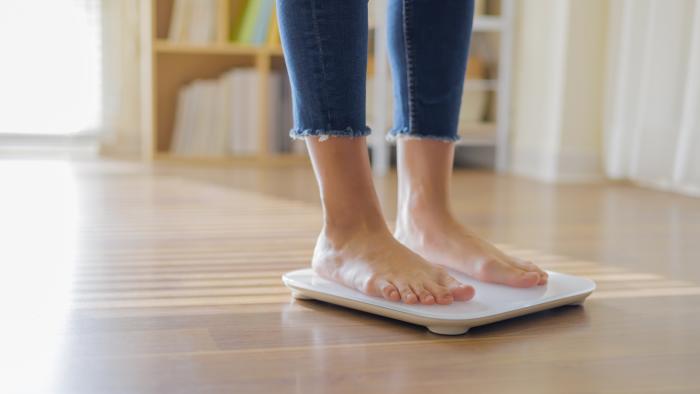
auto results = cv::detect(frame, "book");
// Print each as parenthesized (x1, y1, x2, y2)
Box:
(226, 69, 266, 154)
(266, 72, 281, 152)
(200, 81, 220, 155)
(227, 70, 250, 154)
(168, 0, 217, 44)
(175, 82, 198, 156)
(190, 0, 217, 44)
(242, 69, 258, 154)
(169, 0, 279, 46)
(229, 0, 250, 42)
(267, 5, 280, 47)
(171, 83, 190, 154)
(211, 74, 231, 156)
(189, 81, 207, 155)
(167, 0, 190, 41)
(237, 0, 263, 44)
(170, 67, 298, 157)
(251, 0, 275, 45)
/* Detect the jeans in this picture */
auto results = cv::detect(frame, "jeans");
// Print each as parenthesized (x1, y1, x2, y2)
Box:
(277, 0, 475, 142)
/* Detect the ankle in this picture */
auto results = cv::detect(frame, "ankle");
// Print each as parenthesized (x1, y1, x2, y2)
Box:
(397, 199, 454, 230)
(321, 211, 390, 246)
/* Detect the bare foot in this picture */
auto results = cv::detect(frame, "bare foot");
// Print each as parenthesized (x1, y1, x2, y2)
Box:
(312, 226, 475, 305)
(395, 214, 548, 288)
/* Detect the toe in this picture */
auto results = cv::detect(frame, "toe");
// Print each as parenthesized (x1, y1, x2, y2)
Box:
(379, 280, 401, 301)
(424, 281, 454, 305)
(535, 269, 548, 286)
(440, 274, 475, 301)
(395, 282, 419, 304)
(366, 276, 401, 301)
(512, 259, 548, 286)
(515, 271, 541, 287)
(410, 283, 435, 305)
(513, 258, 547, 274)
(480, 259, 540, 288)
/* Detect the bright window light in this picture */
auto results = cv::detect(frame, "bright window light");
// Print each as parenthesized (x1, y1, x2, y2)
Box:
(0, 0, 102, 135)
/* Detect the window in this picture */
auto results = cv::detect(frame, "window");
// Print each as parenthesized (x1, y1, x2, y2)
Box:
(0, 0, 102, 135)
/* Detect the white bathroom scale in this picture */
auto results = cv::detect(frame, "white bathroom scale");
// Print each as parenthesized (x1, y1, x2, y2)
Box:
(282, 268, 595, 335)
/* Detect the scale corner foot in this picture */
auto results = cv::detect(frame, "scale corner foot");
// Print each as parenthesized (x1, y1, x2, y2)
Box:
(291, 291, 313, 300)
(427, 325, 470, 336)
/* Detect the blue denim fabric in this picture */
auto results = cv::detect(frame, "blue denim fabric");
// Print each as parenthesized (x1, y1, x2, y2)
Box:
(277, 0, 474, 142)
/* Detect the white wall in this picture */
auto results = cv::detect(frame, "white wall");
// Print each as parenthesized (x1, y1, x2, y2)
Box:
(510, 0, 567, 181)
(558, 0, 607, 181)
(510, 0, 608, 182)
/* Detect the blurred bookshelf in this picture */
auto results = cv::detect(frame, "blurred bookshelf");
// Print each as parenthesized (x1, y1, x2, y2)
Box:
(368, 0, 514, 173)
(143, 0, 305, 165)
(142, 0, 513, 170)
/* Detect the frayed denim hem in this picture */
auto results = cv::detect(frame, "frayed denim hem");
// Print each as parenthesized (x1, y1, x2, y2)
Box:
(386, 128, 461, 143)
(289, 126, 372, 142)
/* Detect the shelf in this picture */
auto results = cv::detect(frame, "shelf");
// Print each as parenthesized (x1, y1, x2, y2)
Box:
(147, 1, 511, 169)
(148, 1, 294, 166)
(154, 40, 283, 56)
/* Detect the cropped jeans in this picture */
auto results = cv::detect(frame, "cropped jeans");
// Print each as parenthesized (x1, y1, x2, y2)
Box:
(276, 0, 475, 142)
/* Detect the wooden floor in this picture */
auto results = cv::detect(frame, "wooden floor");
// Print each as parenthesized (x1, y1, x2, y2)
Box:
(1, 157, 699, 393)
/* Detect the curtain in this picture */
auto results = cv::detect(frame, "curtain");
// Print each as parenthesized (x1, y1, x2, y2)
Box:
(604, 0, 700, 196)
(99, 0, 144, 157)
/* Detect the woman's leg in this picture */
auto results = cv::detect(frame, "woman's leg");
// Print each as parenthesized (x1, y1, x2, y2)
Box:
(276, 0, 474, 304)
(388, 0, 547, 287)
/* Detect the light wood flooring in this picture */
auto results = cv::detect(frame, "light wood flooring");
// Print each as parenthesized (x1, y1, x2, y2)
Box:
(1, 157, 699, 393)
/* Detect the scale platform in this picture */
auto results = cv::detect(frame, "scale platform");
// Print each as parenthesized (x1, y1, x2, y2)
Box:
(283, 268, 595, 335)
